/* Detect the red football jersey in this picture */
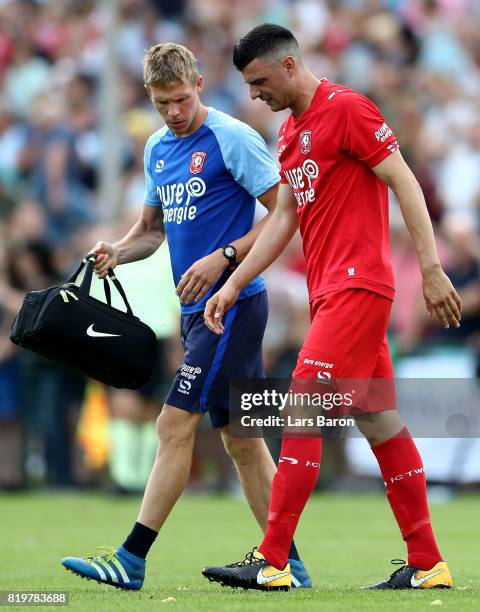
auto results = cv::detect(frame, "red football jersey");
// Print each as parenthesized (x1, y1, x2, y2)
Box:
(279, 79, 398, 302)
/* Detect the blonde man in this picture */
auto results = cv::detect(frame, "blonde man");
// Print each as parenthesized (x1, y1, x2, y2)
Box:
(61, 43, 311, 590)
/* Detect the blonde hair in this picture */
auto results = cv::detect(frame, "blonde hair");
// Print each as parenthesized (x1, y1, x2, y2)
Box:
(143, 43, 199, 86)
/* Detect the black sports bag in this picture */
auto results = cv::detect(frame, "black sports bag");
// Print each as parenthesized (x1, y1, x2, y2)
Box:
(10, 255, 158, 389)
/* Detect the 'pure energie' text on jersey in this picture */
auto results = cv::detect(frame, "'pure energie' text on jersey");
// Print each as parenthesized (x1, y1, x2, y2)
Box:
(144, 108, 279, 314)
(279, 79, 398, 303)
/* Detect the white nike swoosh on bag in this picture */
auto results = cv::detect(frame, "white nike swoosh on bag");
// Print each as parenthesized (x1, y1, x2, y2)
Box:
(256, 569, 290, 585)
(410, 568, 444, 587)
(86, 324, 121, 338)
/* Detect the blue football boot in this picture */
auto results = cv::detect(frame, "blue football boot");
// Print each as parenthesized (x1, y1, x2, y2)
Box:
(62, 545, 145, 590)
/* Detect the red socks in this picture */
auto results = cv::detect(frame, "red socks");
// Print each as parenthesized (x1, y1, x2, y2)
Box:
(258, 436, 322, 570)
(371, 427, 442, 569)
(258, 428, 441, 571)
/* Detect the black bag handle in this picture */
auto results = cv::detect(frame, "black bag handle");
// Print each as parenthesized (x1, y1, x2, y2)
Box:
(105, 269, 134, 317)
(66, 255, 112, 306)
(103, 277, 112, 306)
(69, 255, 134, 317)
(66, 256, 92, 284)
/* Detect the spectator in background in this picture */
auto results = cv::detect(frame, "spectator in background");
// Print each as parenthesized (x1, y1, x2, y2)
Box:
(0, 103, 29, 205)
(438, 216, 480, 374)
(64, 72, 100, 195)
(437, 120, 480, 229)
(23, 93, 96, 243)
(7, 236, 86, 487)
(0, 225, 23, 489)
(2, 31, 51, 120)
(118, 0, 182, 76)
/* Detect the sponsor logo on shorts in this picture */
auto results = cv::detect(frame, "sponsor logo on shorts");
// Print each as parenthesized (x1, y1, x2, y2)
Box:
(303, 358, 334, 369)
(317, 371, 332, 383)
(180, 364, 202, 381)
(178, 379, 192, 395)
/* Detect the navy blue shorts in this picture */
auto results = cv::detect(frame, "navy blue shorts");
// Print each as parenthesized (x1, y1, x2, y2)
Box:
(165, 290, 268, 428)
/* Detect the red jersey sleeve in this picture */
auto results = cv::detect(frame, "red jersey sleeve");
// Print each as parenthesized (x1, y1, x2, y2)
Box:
(338, 92, 399, 167)
(278, 120, 289, 183)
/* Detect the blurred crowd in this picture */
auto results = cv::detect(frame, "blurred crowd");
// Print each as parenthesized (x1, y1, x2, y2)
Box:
(0, 0, 479, 492)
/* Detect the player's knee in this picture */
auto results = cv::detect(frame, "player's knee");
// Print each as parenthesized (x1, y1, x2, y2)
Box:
(355, 409, 404, 446)
(155, 407, 197, 448)
(222, 434, 258, 466)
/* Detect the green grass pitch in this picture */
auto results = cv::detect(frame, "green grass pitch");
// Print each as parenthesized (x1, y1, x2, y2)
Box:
(0, 492, 478, 611)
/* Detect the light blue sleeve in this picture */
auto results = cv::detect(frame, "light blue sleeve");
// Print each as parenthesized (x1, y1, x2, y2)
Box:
(209, 114, 280, 198)
(143, 131, 162, 206)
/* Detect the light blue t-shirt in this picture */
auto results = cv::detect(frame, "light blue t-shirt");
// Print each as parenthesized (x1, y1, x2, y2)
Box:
(144, 108, 279, 314)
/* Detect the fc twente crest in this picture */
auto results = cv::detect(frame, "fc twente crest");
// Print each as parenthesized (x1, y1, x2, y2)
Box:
(190, 151, 207, 174)
(300, 130, 312, 154)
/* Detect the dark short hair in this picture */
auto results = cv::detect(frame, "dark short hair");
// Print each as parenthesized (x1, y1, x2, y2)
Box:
(233, 23, 299, 71)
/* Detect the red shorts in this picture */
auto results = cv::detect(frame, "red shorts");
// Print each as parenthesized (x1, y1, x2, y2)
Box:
(292, 289, 395, 413)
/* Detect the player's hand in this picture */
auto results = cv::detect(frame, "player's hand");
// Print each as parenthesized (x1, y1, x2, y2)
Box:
(422, 264, 462, 329)
(176, 249, 228, 304)
(204, 283, 240, 334)
(92, 241, 119, 278)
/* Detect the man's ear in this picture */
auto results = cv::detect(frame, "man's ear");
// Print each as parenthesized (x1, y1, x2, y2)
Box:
(282, 55, 296, 75)
(196, 75, 204, 93)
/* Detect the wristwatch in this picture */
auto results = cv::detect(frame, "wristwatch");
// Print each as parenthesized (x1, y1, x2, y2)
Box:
(222, 244, 237, 271)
